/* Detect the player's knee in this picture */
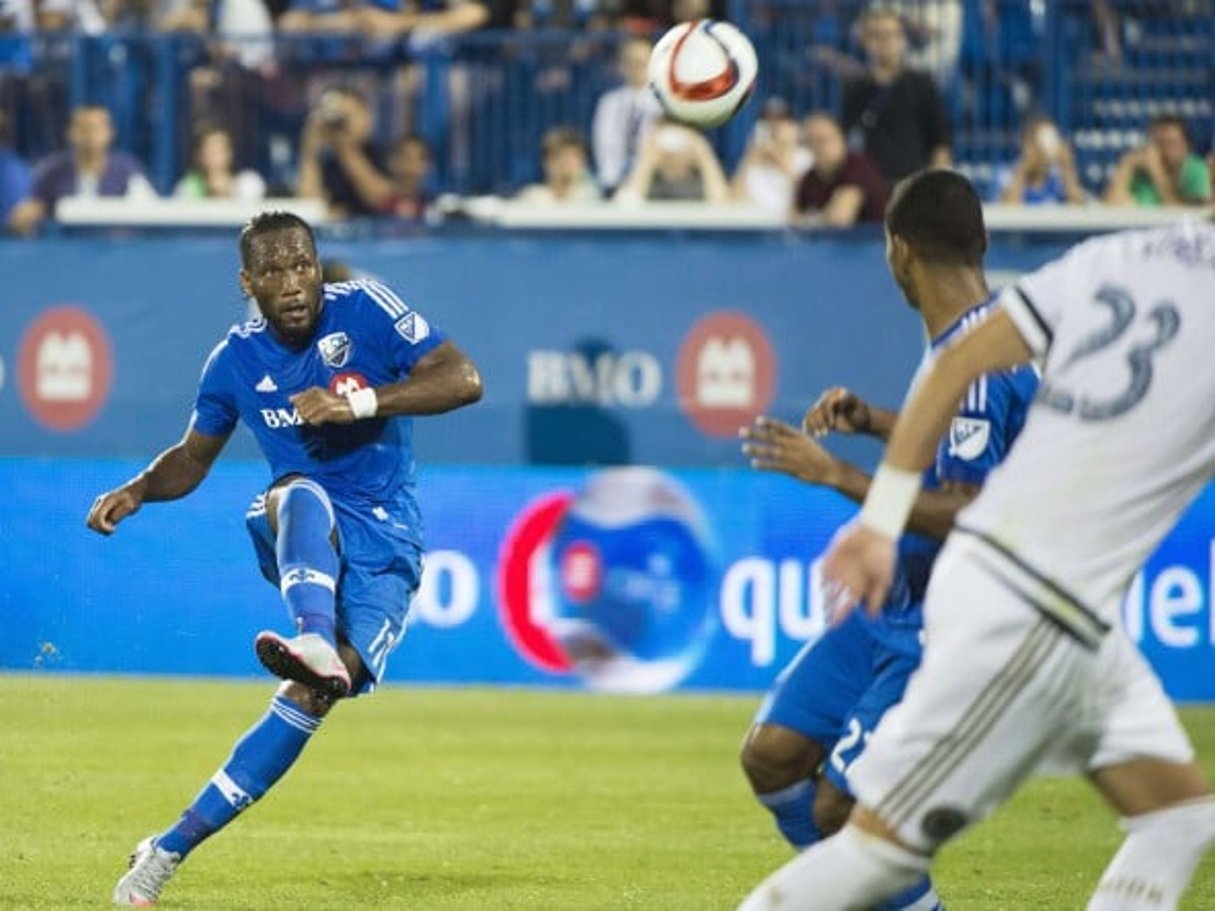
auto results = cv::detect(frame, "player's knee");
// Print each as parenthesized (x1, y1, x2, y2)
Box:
(278, 478, 335, 524)
(268, 476, 337, 542)
(740, 724, 823, 793)
(814, 778, 856, 836)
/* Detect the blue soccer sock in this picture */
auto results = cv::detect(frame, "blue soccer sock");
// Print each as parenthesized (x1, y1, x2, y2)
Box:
(276, 480, 339, 648)
(756, 778, 823, 850)
(879, 875, 944, 910)
(157, 695, 322, 857)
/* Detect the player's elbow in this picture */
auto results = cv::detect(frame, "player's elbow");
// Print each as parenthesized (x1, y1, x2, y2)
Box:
(456, 359, 484, 406)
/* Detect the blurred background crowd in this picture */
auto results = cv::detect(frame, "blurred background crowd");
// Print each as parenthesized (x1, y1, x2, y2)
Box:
(0, 0, 1212, 235)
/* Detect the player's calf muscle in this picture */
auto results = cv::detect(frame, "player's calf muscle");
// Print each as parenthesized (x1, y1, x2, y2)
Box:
(813, 779, 854, 836)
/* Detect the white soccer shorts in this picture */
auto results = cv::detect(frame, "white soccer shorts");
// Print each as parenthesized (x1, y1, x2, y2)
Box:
(848, 533, 1195, 853)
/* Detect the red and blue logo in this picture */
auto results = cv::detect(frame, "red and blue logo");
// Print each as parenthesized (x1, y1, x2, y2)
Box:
(495, 468, 718, 692)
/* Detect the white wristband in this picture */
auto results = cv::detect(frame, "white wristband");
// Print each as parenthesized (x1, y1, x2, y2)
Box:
(346, 387, 378, 420)
(859, 463, 922, 539)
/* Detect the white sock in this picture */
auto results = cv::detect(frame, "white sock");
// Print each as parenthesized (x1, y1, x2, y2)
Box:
(737, 824, 930, 911)
(1087, 797, 1215, 911)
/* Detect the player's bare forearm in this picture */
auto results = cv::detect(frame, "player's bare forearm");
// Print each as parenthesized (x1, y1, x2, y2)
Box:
(822, 461, 974, 541)
(136, 439, 220, 502)
(375, 341, 483, 417)
(863, 406, 898, 441)
(87, 429, 227, 534)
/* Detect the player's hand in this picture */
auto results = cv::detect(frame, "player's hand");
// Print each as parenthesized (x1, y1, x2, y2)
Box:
(803, 387, 872, 437)
(290, 387, 355, 426)
(740, 416, 840, 486)
(821, 520, 897, 622)
(86, 480, 146, 536)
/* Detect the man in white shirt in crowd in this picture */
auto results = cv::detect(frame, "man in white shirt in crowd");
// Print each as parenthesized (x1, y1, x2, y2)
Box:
(592, 35, 662, 196)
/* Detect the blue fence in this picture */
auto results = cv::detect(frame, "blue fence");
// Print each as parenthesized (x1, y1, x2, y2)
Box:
(3, 0, 1211, 195)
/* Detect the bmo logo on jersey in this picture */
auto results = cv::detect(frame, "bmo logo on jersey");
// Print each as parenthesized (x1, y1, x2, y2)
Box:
(260, 408, 304, 428)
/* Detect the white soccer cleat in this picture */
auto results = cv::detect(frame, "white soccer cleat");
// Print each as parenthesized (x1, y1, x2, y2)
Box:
(112, 836, 181, 906)
(254, 630, 351, 699)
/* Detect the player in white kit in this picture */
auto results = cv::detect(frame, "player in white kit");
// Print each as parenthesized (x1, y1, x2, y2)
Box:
(739, 218, 1215, 911)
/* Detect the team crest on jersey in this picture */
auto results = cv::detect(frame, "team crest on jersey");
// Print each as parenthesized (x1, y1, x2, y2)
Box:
(394, 312, 429, 344)
(948, 416, 990, 460)
(317, 332, 353, 368)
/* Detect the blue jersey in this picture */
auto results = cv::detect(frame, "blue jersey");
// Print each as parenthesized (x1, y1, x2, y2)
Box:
(880, 298, 1039, 641)
(191, 279, 446, 546)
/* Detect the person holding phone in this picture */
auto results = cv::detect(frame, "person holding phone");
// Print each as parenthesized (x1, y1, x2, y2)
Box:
(997, 116, 1086, 205)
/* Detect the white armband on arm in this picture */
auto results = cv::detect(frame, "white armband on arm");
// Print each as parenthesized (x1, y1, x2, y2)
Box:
(858, 464, 922, 539)
(346, 387, 378, 420)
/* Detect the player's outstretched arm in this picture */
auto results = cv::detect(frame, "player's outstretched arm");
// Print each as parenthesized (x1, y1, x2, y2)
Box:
(741, 416, 979, 540)
(290, 341, 483, 426)
(802, 387, 896, 440)
(823, 311, 1033, 617)
(86, 428, 231, 535)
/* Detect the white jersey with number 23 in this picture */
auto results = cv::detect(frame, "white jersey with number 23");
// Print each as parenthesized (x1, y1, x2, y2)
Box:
(959, 218, 1215, 620)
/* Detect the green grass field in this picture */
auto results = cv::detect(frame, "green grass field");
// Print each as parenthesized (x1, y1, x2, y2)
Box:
(1, 675, 1213, 910)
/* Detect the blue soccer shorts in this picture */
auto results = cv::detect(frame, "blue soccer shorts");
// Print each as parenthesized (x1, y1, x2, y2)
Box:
(754, 609, 922, 796)
(245, 485, 423, 696)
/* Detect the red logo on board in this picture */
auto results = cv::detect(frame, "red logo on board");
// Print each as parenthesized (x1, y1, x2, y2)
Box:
(17, 306, 113, 431)
(496, 492, 576, 673)
(676, 311, 776, 437)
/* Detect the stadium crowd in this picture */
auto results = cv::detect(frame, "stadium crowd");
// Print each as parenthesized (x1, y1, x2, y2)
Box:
(0, 0, 1212, 234)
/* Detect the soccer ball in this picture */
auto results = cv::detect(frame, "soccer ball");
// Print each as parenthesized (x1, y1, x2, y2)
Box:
(648, 19, 758, 130)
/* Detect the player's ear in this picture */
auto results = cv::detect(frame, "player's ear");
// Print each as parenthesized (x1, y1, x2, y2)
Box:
(238, 269, 253, 299)
(888, 234, 911, 270)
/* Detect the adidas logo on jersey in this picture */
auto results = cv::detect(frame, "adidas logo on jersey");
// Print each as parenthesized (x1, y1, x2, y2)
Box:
(255, 375, 278, 393)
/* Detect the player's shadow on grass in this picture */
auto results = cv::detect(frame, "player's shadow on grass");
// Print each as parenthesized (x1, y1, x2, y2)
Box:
(525, 337, 633, 466)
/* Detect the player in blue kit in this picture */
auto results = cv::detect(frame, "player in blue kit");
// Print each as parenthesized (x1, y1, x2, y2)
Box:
(86, 211, 482, 906)
(739, 170, 1039, 911)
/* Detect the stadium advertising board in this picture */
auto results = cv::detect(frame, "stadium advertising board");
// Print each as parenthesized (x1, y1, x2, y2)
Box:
(0, 233, 1071, 465)
(3, 461, 1213, 701)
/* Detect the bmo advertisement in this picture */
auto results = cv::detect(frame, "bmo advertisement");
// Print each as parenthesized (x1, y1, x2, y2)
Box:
(1, 232, 1213, 699)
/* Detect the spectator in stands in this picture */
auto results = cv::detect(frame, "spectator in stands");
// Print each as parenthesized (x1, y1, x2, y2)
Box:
(793, 112, 887, 226)
(382, 134, 433, 219)
(1104, 114, 1212, 207)
(731, 107, 811, 217)
(28, 105, 155, 225)
(841, 4, 952, 186)
(997, 116, 1085, 205)
(280, 0, 489, 40)
(616, 120, 729, 204)
(296, 87, 394, 219)
(174, 124, 266, 200)
(903, 0, 962, 83)
(592, 36, 662, 196)
(36, 0, 108, 32)
(515, 126, 600, 205)
(0, 110, 37, 235)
